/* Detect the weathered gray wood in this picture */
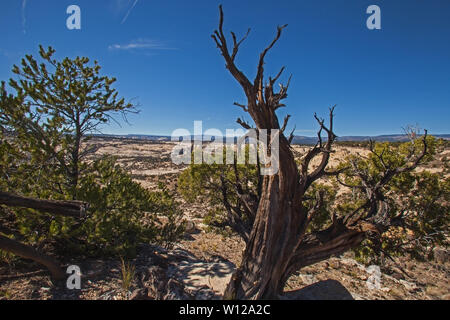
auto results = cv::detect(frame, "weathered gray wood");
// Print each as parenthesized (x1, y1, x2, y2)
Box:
(0, 235, 65, 280)
(0, 191, 88, 280)
(0, 191, 88, 217)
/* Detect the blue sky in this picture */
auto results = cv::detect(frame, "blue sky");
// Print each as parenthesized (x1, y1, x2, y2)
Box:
(1, 0, 449, 136)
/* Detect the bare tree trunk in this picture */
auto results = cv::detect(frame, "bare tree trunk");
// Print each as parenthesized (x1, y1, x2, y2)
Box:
(0, 235, 65, 280)
(0, 191, 88, 217)
(212, 6, 335, 299)
(225, 138, 305, 299)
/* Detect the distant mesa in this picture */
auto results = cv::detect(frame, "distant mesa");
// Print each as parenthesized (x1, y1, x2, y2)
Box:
(91, 133, 450, 145)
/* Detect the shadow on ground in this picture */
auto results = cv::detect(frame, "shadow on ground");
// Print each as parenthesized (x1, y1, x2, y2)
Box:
(282, 279, 354, 300)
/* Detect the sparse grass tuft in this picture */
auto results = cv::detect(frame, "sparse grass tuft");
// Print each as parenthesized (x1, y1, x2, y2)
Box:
(120, 257, 135, 293)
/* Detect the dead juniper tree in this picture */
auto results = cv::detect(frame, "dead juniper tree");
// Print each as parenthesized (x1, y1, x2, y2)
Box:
(210, 5, 430, 299)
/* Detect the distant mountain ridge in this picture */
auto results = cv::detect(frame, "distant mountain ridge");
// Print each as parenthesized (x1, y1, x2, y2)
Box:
(93, 133, 450, 145)
(291, 134, 450, 145)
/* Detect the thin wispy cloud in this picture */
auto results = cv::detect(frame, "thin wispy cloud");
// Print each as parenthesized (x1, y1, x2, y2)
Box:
(108, 39, 177, 51)
(21, 0, 27, 34)
(121, 0, 139, 24)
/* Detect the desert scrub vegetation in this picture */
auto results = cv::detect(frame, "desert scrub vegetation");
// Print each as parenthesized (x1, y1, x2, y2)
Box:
(180, 135, 449, 264)
(0, 46, 185, 275)
(334, 138, 449, 263)
(179, 129, 449, 294)
(178, 146, 259, 239)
